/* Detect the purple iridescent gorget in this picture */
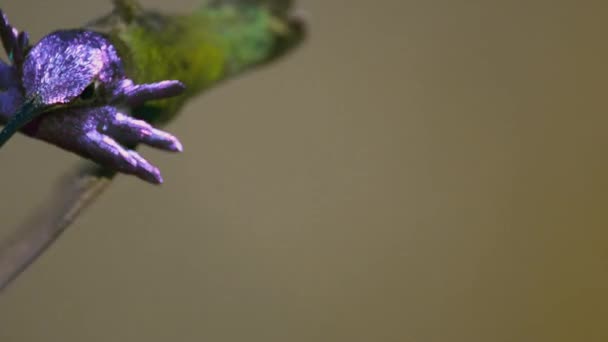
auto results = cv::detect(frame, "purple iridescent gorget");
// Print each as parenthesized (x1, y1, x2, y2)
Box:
(0, 10, 185, 184)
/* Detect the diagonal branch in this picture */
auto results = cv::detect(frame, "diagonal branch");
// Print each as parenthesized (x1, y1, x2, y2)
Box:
(0, 164, 116, 292)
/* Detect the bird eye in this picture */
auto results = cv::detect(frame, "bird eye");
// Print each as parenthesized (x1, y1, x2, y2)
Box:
(79, 83, 96, 100)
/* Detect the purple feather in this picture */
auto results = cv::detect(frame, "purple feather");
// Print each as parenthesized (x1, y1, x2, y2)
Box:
(0, 9, 186, 184)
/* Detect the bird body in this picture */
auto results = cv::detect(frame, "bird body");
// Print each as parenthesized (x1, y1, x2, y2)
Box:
(0, 0, 306, 291)
(89, 0, 304, 125)
(0, 0, 305, 182)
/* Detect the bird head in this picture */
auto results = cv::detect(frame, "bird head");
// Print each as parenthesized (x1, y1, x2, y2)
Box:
(0, 30, 123, 147)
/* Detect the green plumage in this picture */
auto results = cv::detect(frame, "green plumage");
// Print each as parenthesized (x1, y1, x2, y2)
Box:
(88, 0, 305, 124)
(0, 1, 306, 291)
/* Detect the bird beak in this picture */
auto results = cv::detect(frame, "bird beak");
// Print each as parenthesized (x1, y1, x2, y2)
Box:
(0, 97, 47, 148)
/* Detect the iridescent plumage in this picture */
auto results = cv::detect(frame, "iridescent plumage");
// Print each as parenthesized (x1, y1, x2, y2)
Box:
(0, 0, 305, 183)
(0, 0, 306, 292)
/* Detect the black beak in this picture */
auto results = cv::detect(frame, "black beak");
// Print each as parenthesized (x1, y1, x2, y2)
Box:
(0, 98, 47, 148)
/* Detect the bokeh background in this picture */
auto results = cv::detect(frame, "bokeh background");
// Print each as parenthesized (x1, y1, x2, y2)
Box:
(1, 0, 607, 341)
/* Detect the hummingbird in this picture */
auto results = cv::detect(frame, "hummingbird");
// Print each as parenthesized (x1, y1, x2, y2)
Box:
(0, 0, 305, 183)
(0, 0, 306, 292)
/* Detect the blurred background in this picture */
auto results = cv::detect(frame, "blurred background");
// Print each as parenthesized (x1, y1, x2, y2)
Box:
(1, 0, 607, 341)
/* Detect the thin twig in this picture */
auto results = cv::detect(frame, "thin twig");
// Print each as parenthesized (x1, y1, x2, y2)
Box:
(0, 164, 115, 292)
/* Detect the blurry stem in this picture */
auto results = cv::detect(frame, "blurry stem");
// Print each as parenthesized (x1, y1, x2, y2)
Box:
(0, 165, 115, 292)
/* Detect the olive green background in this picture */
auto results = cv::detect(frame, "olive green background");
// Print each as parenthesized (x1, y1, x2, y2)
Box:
(1, 0, 607, 341)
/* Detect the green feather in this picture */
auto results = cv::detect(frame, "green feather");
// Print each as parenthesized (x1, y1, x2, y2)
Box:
(88, 0, 305, 124)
